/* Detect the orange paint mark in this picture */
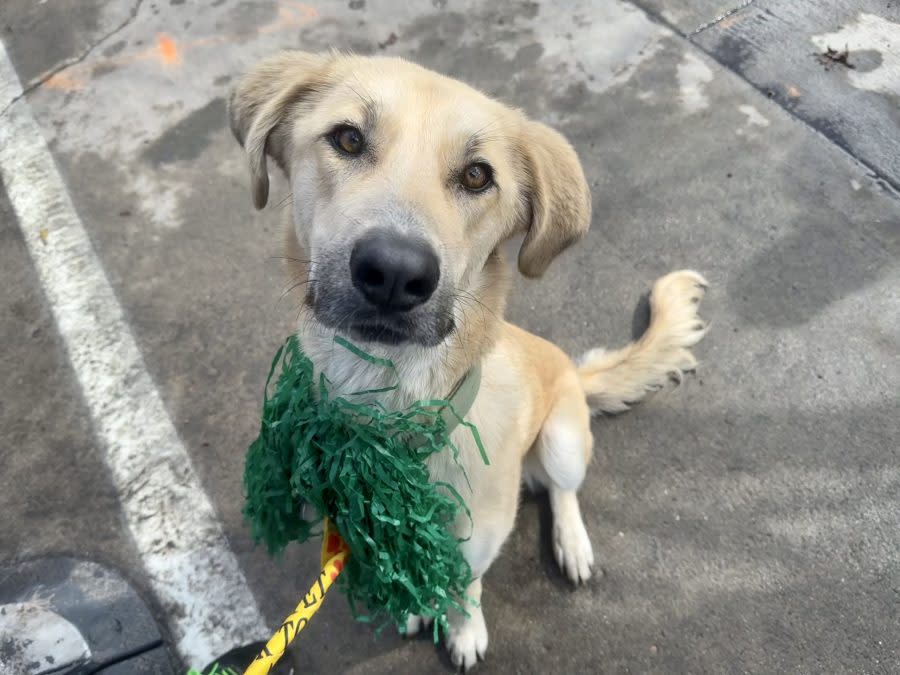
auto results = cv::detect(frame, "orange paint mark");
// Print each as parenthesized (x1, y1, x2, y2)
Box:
(32, 1, 320, 95)
(787, 85, 802, 98)
(44, 72, 82, 91)
(284, 1, 319, 19)
(157, 34, 180, 65)
(261, 3, 318, 34)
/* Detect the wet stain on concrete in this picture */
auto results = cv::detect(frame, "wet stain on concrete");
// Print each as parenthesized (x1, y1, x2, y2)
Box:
(142, 97, 226, 166)
(295, 17, 376, 55)
(708, 32, 757, 74)
(91, 61, 118, 78)
(229, 0, 278, 37)
(807, 113, 854, 153)
(399, 10, 546, 102)
(849, 49, 883, 73)
(728, 212, 899, 328)
(102, 40, 127, 59)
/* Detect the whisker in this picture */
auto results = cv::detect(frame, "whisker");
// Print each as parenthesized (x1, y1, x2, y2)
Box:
(268, 255, 314, 264)
(276, 192, 294, 210)
(278, 277, 314, 303)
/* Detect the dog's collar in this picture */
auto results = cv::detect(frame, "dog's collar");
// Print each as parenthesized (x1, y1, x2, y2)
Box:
(440, 362, 482, 433)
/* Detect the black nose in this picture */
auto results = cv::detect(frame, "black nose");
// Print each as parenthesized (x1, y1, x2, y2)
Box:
(350, 231, 440, 311)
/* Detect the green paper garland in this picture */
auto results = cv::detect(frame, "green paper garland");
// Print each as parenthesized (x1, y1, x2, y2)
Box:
(243, 335, 488, 637)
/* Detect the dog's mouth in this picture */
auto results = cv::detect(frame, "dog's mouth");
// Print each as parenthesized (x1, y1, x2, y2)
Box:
(348, 320, 413, 345)
(306, 277, 456, 347)
(310, 299, 456, 347)
(343, 311, 456, 346)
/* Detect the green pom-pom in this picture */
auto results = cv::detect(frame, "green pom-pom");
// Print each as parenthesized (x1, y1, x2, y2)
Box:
(243, 335, 486, 637)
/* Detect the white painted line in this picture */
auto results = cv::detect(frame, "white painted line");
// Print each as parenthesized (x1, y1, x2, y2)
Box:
(0, 42, 268, 666)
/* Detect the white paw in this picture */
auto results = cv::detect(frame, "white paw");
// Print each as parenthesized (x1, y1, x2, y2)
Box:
(446, 608, 488, 670)
(403, 613, 433, 637)
(554, 515, 595, 584)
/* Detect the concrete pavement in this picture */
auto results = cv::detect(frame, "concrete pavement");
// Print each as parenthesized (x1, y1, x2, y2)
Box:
(1, 0, 898, 672)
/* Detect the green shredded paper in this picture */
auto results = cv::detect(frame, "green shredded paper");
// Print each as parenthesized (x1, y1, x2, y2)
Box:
(243, 335, 487, 637)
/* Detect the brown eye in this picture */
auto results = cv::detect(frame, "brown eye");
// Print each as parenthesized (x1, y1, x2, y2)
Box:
(331, 125, 364, 156)
(461, 162, 493, 192)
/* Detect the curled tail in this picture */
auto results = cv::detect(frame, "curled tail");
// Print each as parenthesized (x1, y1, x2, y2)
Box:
(577, 270, 709, 414)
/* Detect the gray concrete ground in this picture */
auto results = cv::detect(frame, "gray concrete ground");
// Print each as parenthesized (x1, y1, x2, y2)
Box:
(1, 0, 898, 673)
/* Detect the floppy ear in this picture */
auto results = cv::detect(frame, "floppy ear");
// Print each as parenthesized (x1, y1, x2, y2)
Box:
(515, 121, 592, 278)
(228, 51, 332, 209)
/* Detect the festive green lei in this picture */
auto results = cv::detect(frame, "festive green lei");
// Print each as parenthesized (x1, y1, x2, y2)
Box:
(243, 335, 487, 636)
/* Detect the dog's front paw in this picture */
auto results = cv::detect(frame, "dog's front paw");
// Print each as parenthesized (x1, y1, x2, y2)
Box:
(446, 607, 488, 671)
(403, 613, 433, 637)
(553, 513, 595, 584)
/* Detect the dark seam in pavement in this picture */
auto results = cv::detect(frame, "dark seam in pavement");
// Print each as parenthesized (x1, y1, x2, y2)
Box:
(630, 0, 900, 197)
(688, 0, 757, 37)
(0, 0, 145, 118)
(82, 638, 165, 674)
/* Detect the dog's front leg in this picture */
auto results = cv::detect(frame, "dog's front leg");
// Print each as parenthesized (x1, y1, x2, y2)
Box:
(403, 577, 487, 670)
(443, 504, 516, 669)
(445, 577, 487, 670)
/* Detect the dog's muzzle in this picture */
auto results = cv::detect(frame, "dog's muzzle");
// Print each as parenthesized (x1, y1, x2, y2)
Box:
(310, 229, 454, 346)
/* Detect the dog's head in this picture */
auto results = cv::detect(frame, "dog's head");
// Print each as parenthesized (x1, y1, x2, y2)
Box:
(230, 52, 591, 347)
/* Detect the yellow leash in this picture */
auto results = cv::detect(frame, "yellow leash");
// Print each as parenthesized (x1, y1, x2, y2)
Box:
(243, 520, 349, 675)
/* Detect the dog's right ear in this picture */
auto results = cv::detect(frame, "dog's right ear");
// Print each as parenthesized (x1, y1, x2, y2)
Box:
(228, 51, 332, 209)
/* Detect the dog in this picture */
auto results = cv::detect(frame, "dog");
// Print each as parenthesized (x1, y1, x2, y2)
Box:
(229, 51, 708, 670)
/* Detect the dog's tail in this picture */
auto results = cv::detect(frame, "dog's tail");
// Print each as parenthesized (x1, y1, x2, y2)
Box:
(577, 270, 709, 414)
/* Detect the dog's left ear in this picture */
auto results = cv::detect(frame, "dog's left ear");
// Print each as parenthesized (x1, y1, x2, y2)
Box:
(515, 121, 592, 278)
(228, 51, 333, 209)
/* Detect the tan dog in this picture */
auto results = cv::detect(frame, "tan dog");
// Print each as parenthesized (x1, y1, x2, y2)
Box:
(229, 52, 708, 670)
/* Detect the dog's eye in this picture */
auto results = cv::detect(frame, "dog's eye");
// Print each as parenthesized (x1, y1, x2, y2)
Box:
(460, 162, 493, 192)
(330, 125, 365, 156)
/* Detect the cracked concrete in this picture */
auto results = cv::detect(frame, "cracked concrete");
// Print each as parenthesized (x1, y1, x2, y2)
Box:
(1, 0, 898, 672)
(632, 0, 757, 36)
(0, 0, 144, 116)
(633, 0, 900, 192)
